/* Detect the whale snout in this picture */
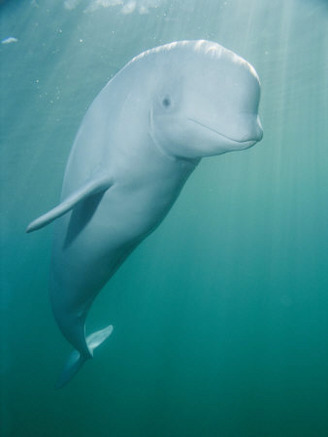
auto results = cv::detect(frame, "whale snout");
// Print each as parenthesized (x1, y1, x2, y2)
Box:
(253, 115, 263, 141)
(243, 115, 263, 143)
(226, 112, 263, 146)
(187, 112, 263, 152)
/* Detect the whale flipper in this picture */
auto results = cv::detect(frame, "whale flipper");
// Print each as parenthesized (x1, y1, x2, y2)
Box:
(56, 324, 113, 389)
(26, 176, 113, 233)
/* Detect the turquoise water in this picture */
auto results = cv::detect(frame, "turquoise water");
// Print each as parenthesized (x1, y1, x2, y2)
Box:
(1, 0, 328, 436)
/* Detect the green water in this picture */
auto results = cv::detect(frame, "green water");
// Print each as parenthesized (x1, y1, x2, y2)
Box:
(1, 0, 328, 436)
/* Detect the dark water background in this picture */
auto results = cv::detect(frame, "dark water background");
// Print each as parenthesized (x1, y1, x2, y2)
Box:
(1, 0, 328, 436)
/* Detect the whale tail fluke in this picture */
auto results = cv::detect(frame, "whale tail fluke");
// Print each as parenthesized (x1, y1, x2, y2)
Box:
(56, 324, 113, 389)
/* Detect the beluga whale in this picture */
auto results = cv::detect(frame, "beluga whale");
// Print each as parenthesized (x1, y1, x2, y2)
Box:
(27, 40, 263, 388)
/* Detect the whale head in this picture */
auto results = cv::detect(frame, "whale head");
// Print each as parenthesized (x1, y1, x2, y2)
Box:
(149, 40, 263, 159)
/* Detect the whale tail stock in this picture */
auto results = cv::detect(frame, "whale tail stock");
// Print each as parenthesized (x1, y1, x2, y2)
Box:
(56, 324, 113, 389)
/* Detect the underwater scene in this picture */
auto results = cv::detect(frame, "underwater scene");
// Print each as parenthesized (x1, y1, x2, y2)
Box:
(1, 0, 328, 436)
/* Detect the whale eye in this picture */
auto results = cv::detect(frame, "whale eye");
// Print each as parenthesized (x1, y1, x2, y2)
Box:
(162, 97, 171, 108)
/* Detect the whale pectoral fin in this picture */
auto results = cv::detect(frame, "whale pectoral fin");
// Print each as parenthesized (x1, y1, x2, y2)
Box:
(26, 176, 113, 233)
(56, 324, 113, 389)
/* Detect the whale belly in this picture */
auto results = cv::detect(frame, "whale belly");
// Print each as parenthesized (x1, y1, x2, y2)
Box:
(49, 176, 185, 319)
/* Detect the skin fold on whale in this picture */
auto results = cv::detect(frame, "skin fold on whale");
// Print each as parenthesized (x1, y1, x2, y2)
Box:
(27, 40, 263, 388)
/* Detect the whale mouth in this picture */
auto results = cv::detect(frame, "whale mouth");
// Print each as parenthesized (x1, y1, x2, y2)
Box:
(187, 117, 262, 146)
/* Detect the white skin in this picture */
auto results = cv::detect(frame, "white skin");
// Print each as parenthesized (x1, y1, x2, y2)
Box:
(28, 40, 263, 360)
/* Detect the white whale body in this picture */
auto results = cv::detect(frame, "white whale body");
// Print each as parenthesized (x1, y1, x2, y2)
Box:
(27, 40, 263, 387)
